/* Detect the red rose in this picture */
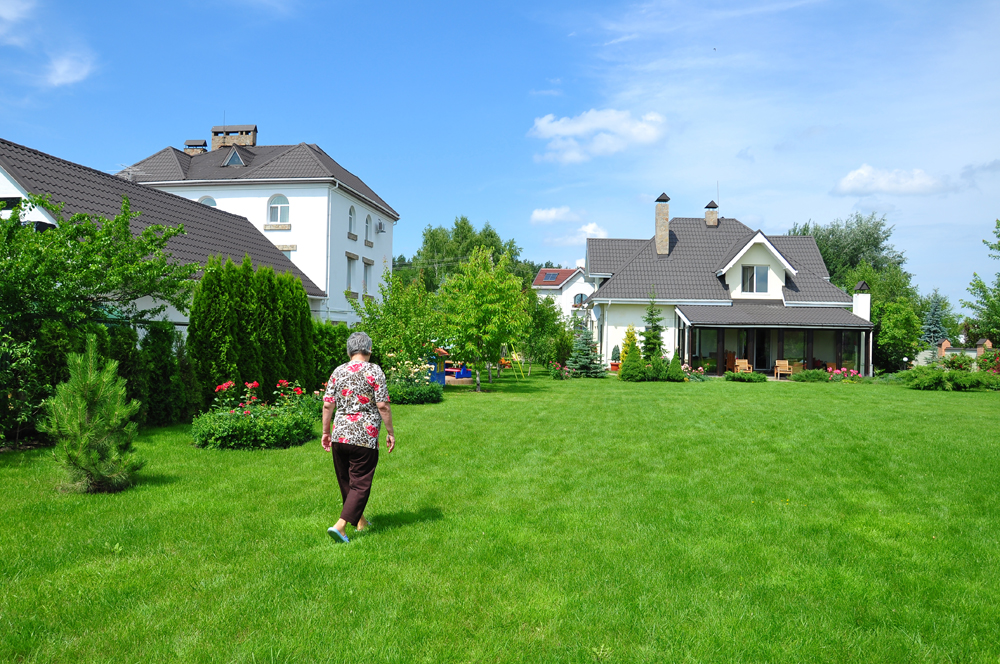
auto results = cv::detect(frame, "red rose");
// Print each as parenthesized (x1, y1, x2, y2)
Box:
(358, 395, 370, 404)
(251, 396, 258, 400)
(365, 425, 379, 437)
(347, 413, 362, 422)
(293, 387, 303, 395)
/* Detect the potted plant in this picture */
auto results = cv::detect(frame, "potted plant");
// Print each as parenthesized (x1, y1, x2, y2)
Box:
(610, 345, 621, 372)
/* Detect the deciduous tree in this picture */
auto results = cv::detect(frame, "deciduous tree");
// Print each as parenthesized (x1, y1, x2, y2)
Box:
(962, 219, 1000, 344)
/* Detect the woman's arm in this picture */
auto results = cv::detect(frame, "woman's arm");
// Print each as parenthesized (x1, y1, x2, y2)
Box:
(321, 400, 335, 451)
(376, 402, 395, 453)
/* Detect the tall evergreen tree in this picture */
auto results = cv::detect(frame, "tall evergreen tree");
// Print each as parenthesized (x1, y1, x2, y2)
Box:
(620, 325, 638, 364)
(962, 219, 1000, 344)
(566, 327, 606, 377)
(141, 321, 180, 427)
(920, 292, 950, 346)
(617, 335, 645, 382)
(253, 266, 287, 392)
(187, 255, 239, 405)
(106, 324, 147, 424)
(232, 256, 263, 386)
(640, 293, 665, 360)
(278, 272, 308, 386)
(40, 335, 145, 493)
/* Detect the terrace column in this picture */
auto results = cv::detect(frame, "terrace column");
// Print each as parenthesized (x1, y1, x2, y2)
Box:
(777, 329, 784, 361)
(806, 331, 814, 370)
(717, 327, 725, 376)
(835, 330, 843, 370)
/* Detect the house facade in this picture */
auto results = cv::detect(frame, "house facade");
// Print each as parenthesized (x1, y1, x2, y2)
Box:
(585, 194, 875, 375)
(531, 268, 595, 320)
(0, 137, 325, 325)
(122, 125, 398, 324)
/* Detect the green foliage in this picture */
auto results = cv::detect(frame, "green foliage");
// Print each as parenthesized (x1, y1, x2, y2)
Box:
(521, 290, 563, 373)
(187, 256, 240, 407)
(253, 265, 287, 395)
(665, 352, 686, 382)
(232, 256, 262, 391)
(640, 293, 665, 360)
(106, 325, 148, 424)
(387, 382, 444, 405)
(724, 370, 767, 383)
(610, 345, 621, 362)
(617, 336, 645, 382)
(962, 219, 1000, 345)
(439, 247, 529, 391)
(550, 319, 574, 366)
(349, 262, 442, 370)
(942, 353, 975, 371)
(788, 212, 906, 288)
(40, 335, 145, 492)
(919, 289, 952, 346)
(191, 381, 314, 450)
(312, 320, 351, 389)
(645, 353, 666, 381)
(565, 327, 606, 378)
(620, 325, 638, 365)
(899, 366, 998, 392)
(977, 348, 1000, 374)
(140, 322, 182, 427)
(843, 262, 923, 371)
(789, 369, 829, 382)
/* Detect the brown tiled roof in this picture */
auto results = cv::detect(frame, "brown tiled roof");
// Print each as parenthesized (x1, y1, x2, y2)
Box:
(0, 137, 325, 297)
(532, 268, 580, 288)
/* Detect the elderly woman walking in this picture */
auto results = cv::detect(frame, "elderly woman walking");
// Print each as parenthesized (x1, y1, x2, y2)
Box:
(322, 331, 395, 543)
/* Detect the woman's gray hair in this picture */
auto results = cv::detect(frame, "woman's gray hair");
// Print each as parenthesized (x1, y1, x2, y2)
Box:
(346, 331, 373, 357)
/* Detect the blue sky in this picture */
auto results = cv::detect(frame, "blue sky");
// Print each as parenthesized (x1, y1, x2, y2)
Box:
(2, 0, 998, 309)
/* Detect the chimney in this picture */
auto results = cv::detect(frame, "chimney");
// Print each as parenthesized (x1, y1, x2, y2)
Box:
(211, 124, 258, 151)
(978, 338, 993, 357)
(183, 139, 207, 156)
(938, 339, 950, 358)
(852, 280, 871, 322)
(655, 193, 670, 255)
(705, 200, 718, 226)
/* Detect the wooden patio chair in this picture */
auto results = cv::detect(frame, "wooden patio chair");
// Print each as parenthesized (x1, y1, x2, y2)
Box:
(774, 359, 792, 379)
(734, 359, 753, 374)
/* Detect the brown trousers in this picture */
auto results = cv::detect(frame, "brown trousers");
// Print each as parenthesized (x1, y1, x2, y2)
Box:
(331, 442, 379, 526)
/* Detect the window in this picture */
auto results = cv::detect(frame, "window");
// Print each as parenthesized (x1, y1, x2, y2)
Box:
(348, 206, 356, 234)
(363, 263, 372, 294)
(223, 150, 244, 167)
(573, 293, 586, 305)
(198, 196, 216, 207)
(281, 250, 292, 259)
(742, 265, 768, 293)
(347, 257, 356, 292)
(365, 215, 372, 241)
(268, 195, 289, 223)
(543, 272, 558, 282)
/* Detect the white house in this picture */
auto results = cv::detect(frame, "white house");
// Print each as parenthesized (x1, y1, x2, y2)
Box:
(531, 268, 595, 320)
(584, 195, 875, 375)
(122, 125, 398, 324)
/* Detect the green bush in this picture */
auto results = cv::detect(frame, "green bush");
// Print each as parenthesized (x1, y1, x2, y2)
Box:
(789, 369, 828, 382)
(191, 380, 315, 450)
(387, 382, 444, 405)
(942, 353, 975, 371)
(313, 320, 351, 390)
(724, 370, 767, 383)
(645, 354, 665, 381)
(610, 345, 620, 362)
(901, 366, 999, 391)
(665, 353, 686, 382)
(977, 348, 1000, 374)
(617, 339, 645, 382)
(40, 335, 146, 492)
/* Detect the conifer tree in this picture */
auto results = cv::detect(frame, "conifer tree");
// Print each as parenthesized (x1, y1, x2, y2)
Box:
(41, 335, 145, 493)
(665, 351, 686, 382)
(620, 325, 638, 364)
(253, 266, 287, 392)
(141, 321, 180, 427)
(232, 256, 263, 387)
(566, 327, 606, 377)
(187, 255, 239, 405)
(611, 345, 621, 362)
(278, 272, 307, 385)
(617, 335, 645, 382)
(920, 291, 949, 346)
(640, 293, 664, 361)
(107, 324, 147, 424)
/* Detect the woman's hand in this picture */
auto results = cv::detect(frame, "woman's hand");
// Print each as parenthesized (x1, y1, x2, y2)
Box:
(321, 433, 332, 452)
(385, 434, 395, 454)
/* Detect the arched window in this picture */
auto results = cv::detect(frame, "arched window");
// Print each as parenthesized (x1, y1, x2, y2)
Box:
(365, 215, 372, 241)
(574, 293, 586, 306)
(268, 194, 289, 223)
(348, 206, 356, 234)
(198, 196, 216, 207)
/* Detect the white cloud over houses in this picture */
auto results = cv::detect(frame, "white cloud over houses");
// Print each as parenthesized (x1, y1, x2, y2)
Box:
(832, 164, 951, 196)
(45, 52, 93, 86)
(530, 206, 580, 224)
(529, 109, 665, 164)
(0, 0, 94, 87)
(546, 222, 608, 246)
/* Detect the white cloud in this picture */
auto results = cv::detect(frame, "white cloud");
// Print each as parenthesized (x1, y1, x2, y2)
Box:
(832, 164, 952, 196)
(546, 222, 608, 246)
(576, 258, 586, 268)
(0, 0, 34, 44)
(529, 89, 562, 96)
(529, 109, 665, 164)
(530, 206, 580, 224)
(44, 52, 93, 86)
(604, 34, 638, 46)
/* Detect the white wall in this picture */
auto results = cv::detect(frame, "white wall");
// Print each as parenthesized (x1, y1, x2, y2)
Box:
(599, 303, 677, 363)
(724, 243, 786, 299)
(536, 272, 595, 319)
(0, 166, 58, 225)
(154, 182, 395, 324)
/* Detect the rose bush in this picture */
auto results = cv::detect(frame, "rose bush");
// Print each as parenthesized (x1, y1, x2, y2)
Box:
(191, 379, 316, 450)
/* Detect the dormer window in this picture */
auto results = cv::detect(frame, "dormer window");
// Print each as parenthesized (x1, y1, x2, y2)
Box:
(742, 265, 768, 293)
(223, 149, 244, 167)
(268, 194, 289, 223)
(543, 272, 558, 282)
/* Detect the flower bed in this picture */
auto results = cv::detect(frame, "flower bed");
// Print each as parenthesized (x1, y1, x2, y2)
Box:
(191, 380, 317, 450)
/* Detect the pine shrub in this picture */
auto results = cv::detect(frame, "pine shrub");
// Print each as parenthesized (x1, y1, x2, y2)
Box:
(665, 353, 686, 382)
(789, 369, 828, 382)
(724, 370, 767, 383)
(620, 325, 638, 364)
(611, 345, 620, 362)
(617, 338, 645, 382)
(41, 335, 146, 492)
(565, 328, 606, 377)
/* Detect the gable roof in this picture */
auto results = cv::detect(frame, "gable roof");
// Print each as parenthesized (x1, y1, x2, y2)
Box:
(121, 142, 398, 220)
(531, 268, 580, 288)
(0, 137, 325, 297)
(586, 217, 849, 305)
(714, 230, 797, 276)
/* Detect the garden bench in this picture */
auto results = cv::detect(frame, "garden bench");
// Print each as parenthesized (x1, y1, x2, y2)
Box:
(774, 359, 792, 379)
(734, 359, 753, 374)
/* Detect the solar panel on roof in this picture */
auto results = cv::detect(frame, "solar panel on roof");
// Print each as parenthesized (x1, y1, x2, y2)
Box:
(543, 273, 558, 281)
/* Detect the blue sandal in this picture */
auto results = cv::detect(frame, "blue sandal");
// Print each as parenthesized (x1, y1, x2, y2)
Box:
(327, 527, 350, 543)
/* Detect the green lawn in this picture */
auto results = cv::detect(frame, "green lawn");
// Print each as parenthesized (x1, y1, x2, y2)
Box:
(3, 373, 1000, 663)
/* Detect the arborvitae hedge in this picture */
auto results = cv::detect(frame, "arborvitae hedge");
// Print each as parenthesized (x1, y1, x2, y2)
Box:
(187, 255, 240, 406)
(233, 256, 262, 390)
(617, 338, 645, 382)
(313, 320, 350, 390)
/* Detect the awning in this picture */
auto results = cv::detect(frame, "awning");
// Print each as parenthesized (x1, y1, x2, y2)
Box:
(675, 302, 872, 328)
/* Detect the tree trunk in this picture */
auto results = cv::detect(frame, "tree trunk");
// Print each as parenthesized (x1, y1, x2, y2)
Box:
(527, 362, 532, 377)
(488, 364, 493, 383)
(475, 369, 481, 392)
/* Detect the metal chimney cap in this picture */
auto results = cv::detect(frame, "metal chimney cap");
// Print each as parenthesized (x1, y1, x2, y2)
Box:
(854, 280, 870, 292)
(655, 193, 670, 202)
(184, 139, 207, 147)
(705, 200, 718, 209)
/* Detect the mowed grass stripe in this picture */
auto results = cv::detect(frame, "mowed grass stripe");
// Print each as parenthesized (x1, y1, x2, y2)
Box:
(2, 374, 999, 662)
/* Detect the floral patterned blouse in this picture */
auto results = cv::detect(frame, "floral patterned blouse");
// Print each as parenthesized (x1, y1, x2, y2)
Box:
(324, 361, 390, 450)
